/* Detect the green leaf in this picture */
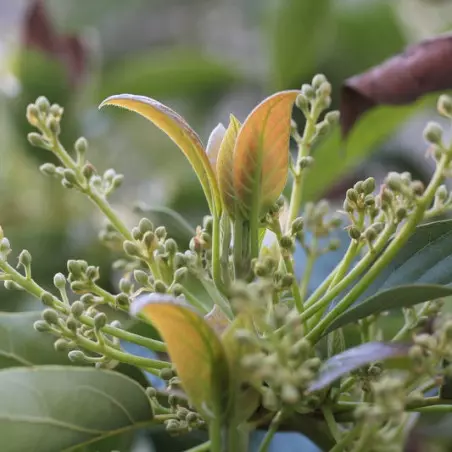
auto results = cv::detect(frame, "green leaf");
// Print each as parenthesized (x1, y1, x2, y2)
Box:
(0, 366, 153, 452)
(0, 312, 70, 368)
(309, 342, 409, 391)
(302, 97, 433, 202)
(268, 0, 332, 89)
(132, 295, 231, 420)
(328, 220, 452, 331)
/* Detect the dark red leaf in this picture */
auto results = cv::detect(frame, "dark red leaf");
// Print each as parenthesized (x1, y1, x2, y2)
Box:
(341, 34, 452, 136)
(22, 0, 86, 86)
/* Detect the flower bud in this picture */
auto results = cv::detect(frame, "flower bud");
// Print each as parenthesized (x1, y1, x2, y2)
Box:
(325, 110, 340, 126)
(119, 278, 132, 293)
(94, 312, 107, 329)
(299, 156, 314, 169)
(50, 104, 63, 118)
(82, 163, 95, 180)
(312, 74, 327, 89)
(159, 367, 175, 380)
(362, 177, 376, 195)
(134, 269, 149, 286)
(291, 217, 304, 234)
(39, 163, 57, 177)
(328, 238, 341, 251)
(423, 121, 443, 145)
(154, 280, 167, 294)
(34, 320, 51, 332)
(71, 301, 85, 318)
(75, 137, 88, 155)
(139, 218, 154, 234)
(348, 226, 361, 241)
(18, 249, 32, 268)
(343, 199, 354, 213)
(40, 291, 54, 306)
(436, 185, 449, 202)
(203, 216, 213, 234)
(346, 188, 359, 203)
(47, 117, 60, 135)
(411, 181, 424, 196)
(315, 121, 329, 137)
(68, 350, 87, 364)
(143, 231, 156, 250)
(27, 132, 47, 148)
(66, 316, 78, 332)
(301, 84, 315, 100)
(116, 293, 130, 308)
(26, 103, 40, 126)
(174, 267, 188, 283)
(53, 273, 66, 290)
(123, 240, 142, 258)
(395, 207, 408, 222)
(164, 238, 178, 254)
(155, 226, 167, 240)
(438, 94, 452, 117)
(111, 175, 124, 190)
(132, 227, 143, 241)
(296, 94, 309, 111)
(279, 235, 294, 251)
(42, 308, 59, 325)
(281, 384, 300, 404)
(171, 283, 184, 297)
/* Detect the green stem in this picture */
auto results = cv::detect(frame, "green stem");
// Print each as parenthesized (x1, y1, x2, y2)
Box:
(328, 423, 362, 452)
(300, 222, 396, 324)
(298, 239, 317, 304)
(307, 154, 449, 343)
(220, 213, 232, 291)
(322, 406, 341, 443)
(257, 410, 285, 452)
(392, 301, 432, 342)
(233, 219, 244, 279)
(212, 213, 226, 296)
(0, 259, 167, 352)
(208, 418, 223, 452)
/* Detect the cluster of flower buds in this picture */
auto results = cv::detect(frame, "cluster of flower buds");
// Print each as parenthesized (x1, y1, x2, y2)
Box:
(239, 306, 321, 412)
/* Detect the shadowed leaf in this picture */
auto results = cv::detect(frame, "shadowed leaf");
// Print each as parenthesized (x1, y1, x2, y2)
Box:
(327, 220, 452, 332)
(233, 91, 298, 217)
(341, 34, 452, 135)
(217, 114, 241, 217)
(99, 94, 220, 215)
(309, 342, 409, 391)
(131, 294, 231, 418)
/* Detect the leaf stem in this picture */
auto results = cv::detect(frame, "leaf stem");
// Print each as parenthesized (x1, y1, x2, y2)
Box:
(322, 405, 342, 443)
(257, 410, 285, 452)
(298, 238, 317, 304)
(184, 441, 212, 452)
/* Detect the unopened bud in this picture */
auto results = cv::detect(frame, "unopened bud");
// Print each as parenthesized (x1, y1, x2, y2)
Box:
(423, 122, 443, 145)
(34, 320, 51, 332)
(139, 218, 154, 234)
(26, 104, 40, 126)
(299, 156, 314, 169)
(66, 316, 78, 332)
(312, 74, 328, 90)
(362, 177, 376, 195)
(143, 231, 156, 250)
(123, 241, 141, 258)
(325, 110, 340, 126)
(165, 238, 178, 254)
(62, 169, 78, 185)
(27, 132, 47, 148)
(348, 226, 361, 241)
(174, 267, 188, 283)
(18, 249, 32, 268)
(315, 121, 329, 137)
(301, 84, 315, 100)
(436, 185, 449, 202)
(296, 94, 309, 112)
(94, 312, 107, 329)
(71, 301, 85, 317)
(68, 350, 87, 363)
(75, 137, 88, 155)
(346, 188, 359, 203)
(132, 227, 143, 241)
(134, 270, 149, 286)
(154, 280, 167, 294)
(40, 291, 54, 306)
(53, 273, 66, 290)
(438, 94, 452, 117)
(36, 96, 50, 114)
(155, 226, 167, 240)
(291, 217, 304, 234)
(42, 308, 59, 325)
(47, 117, 60, 135)
(116, 293, 130, 308)
(39, 163, 57, 177)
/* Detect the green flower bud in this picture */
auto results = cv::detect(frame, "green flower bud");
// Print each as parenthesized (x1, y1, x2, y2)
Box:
(315, 121, 329, 137)
(123, 240, 141, 258)
(279, 235, 294, 251)
(74, 137, 88, 155)
(34, 320, 51, 332)
(281, 274, 294, 288)
(142, 231, 156, 250)
(364, 228, 377, 242)
(53, 273, 66, 290)
(119, 278, 132, 294)
(54, 338, 70, 352)
(353, 181, 364, 193)
(174, 253, 187, 268)
(94, 312, 107, 329)
(47, 117, 60, 136)
(174, 267, 188, 283)
(40, 291, 54, 306)
(154, 280, 167, 294)
(381, 188, 394, 207)
(423, 121, 443, 144)
(138, 218, 154, 235)
(299, 156, 314, 169)
(132, 227, 143, 241)
(85, 266, 99, 281)
(362, 177, 376, 195)
(134, 270, 149, 286)
(176, 407, 189, 420)
(296, 93, 309, 111)
(26, 103, 40, 126)
(436, 185, 449, 202)
(159, 367, 175, 380)
(165, 419, 180, 432)
(42, 308, 59, 325)
(291, 217, 304, 234)
(325, 110, 340, 126)
(203, 216, 213, 234)
(317, 81, 332, 98)
(70, 301, 85, 318)
(18, 249, 32, 268)
(411, 181, 424, 196)
(155, 226, 167, 240)
(145, 387, 157, 398)
(438, 94, 452, 117)
(49, 104, 63, 118)
(116, 293, 130, 308)
(68, 350, 87, 364)
(62, 169, 78, 186)
(171, 283, 184, 297)
(343, 199, 354, 213)
(103, 169, 116, 182)
(312, 74, 328, 90)
(36, 96, 50, 114)
(186, 412, 199, 423)
(395, 207, 408, 222)
(346, 188, 359, 203)
(66, 316, 78, 332)
(290, 119, 298, 136)
(348, 226, 361, 241)
(301, 84, 315, 100)
(111, 174, 124, 190)
(39, 163, 57, 177)
(262, 389, 279, 411)
(27, 132, 48, 148)
(164, 238, 178, 255)
(281, 383, 300, 404)
(70, 281, 87, 292)
(81, 163, 95, 180)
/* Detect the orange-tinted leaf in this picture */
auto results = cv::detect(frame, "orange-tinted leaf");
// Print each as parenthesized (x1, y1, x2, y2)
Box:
(233, 91, 298, 218)
(99, 94, 220, 215)
(216, 114, 241, 217)
(131, 294, 230, 418)
(205, 123, 226, 171)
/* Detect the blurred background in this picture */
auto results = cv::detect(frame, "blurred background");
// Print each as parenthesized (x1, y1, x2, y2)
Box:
(1, 0, 452, 450)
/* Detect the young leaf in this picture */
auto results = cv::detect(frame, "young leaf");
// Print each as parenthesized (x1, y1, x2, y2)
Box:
(131, 294, 231, 418)
(233, 90, 299, 218)
(205, 123, 226, 171)
(99, 94, 220, 215)
(327, 220, 452, 332)
(216, 114, 241, 217)
(309, 342, 410, 392)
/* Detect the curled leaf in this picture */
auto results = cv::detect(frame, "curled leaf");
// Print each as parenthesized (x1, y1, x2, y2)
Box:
(204, 304, 231, 336)
(99, 94, 221, 215)
(309, 342, 409, 392)
(341, 34, 452, 135)
(131, 294, 231, 418)
(233, 91, 298, 218)
(217, 114, 241, 217)
(205, 123, 226, 171)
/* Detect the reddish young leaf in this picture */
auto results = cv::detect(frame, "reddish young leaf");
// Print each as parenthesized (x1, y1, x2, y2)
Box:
(233, 91, 298, 218)
(341, 34, 452, 135)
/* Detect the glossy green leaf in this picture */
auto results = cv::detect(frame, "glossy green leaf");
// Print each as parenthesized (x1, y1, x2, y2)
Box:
(132, 294, 231, 419)
(328, 220, 452, 331)
(302, 97, 433, 202)
(0, 312, 70, 368)
(0, 366, 153, 452)
(99, 94, 220, 215)
(309, 342, 409, 391)
(233, 91, 298, 218)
